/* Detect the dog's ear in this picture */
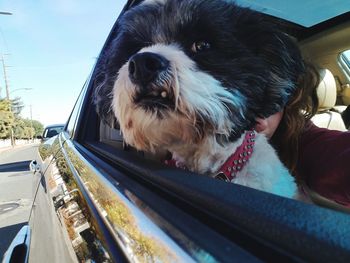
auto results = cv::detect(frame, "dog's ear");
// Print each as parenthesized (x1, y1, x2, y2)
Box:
(233, 10, 306, 113)
(235, 13, 304, 85)
(92, 35, 128, 128)
(93, 19, 136, 128)
(92, 69, 116, 127)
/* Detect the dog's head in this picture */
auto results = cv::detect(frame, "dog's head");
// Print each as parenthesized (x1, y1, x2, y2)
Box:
(95, 0, 306, 152)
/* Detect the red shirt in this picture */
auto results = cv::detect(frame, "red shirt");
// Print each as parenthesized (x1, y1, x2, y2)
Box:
(298, 122, 350, 207)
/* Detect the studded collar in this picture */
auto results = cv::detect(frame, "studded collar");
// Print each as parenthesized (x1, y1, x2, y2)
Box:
(165, 130, 256, 182)
(215, 130, 256, 182)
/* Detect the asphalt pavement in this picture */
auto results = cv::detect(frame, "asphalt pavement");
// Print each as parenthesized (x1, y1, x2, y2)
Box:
(0, 143, 76, 262)
(0, 143, 40, 259)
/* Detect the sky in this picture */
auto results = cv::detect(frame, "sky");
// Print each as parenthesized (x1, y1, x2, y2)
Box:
(0, 0, 125, 126)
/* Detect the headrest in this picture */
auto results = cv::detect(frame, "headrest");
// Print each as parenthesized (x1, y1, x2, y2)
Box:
(316, 69, 337, 111)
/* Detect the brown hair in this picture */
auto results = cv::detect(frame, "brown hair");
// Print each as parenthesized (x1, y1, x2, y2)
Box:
(271, 63, 320, 181)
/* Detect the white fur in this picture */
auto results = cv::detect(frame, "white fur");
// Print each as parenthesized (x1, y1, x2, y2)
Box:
(233, 133, 297, 198)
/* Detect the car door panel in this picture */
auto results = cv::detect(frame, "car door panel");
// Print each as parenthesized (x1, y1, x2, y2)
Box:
(35, 135, 116, 262)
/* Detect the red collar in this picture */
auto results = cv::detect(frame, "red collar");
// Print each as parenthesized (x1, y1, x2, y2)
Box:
(165, 130, 256, 182)
(215, 130, 256, 182)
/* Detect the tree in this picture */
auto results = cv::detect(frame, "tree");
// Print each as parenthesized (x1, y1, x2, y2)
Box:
(13, 118, 44, 139)
(31, 119, 44, 137)
(13, 118, 33, 139)
(0, 97, 44, 140)
(11, 97, 24, 117)
(21, 118, 44, 137)
(0, 99, 14, 139)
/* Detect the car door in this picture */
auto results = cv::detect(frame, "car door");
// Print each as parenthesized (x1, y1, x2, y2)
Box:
(25, 82, 90, 263)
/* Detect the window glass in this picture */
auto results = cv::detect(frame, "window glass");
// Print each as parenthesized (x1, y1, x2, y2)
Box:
(340, 50, 350, 81)
(341, 50, 350, 67)
(44, 126, 64, 138)
(235, 0, 350, 27)
(343, 50, 350, 60)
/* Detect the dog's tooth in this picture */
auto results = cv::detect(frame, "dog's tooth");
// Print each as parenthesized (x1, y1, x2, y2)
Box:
(161, 91, 167, 98)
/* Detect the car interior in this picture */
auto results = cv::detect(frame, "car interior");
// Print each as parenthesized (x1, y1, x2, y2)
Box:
(300, 17, 350, 131)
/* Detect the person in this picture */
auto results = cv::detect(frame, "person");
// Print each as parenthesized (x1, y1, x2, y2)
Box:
(255, 65, 350, 209)
(342, 105, 350, 128)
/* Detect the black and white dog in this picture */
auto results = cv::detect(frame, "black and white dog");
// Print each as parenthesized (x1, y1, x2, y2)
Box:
(95, 0, 307, 198)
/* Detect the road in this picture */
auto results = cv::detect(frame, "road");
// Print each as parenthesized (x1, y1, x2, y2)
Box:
(0, 143, 76, 262)
(0, 144, 40, 258)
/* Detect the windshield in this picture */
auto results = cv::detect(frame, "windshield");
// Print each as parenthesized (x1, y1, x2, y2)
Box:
(43, 126, 64, 138)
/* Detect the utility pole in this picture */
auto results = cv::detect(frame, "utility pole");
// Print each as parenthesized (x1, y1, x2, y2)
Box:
(1, 54, 15, 146)
(1, 12, 14, 146)
(0, 11, 12, 97)
(30, 105, 34, 142)
(1, 54, 10, 99)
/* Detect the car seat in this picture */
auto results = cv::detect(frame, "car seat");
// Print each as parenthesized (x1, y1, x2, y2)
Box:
(311, 69, 347, 131)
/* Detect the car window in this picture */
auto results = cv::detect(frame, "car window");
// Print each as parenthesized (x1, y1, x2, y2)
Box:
(342, 50, 350, 63)
(340, 50, 350, 79)
(42, 126, 64, 138)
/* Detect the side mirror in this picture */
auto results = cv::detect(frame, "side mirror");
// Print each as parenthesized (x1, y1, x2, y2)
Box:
(37, 135, 42, 139)
(29, 160, 41, 174)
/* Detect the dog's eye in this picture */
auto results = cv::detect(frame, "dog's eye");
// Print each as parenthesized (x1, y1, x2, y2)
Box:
(191, 41, 211, 53)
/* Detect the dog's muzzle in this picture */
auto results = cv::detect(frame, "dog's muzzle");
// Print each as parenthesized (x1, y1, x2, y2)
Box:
(129, 52, 174, 110)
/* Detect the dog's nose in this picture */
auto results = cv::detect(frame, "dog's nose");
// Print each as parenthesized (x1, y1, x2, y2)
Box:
(128, 52, 169, 86)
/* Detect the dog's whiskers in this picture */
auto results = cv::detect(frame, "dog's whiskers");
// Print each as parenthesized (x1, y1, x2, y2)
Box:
(172, 67, 180, 111)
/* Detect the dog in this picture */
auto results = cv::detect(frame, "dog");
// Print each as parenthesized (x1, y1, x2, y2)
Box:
(94, 0, 308, 199)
